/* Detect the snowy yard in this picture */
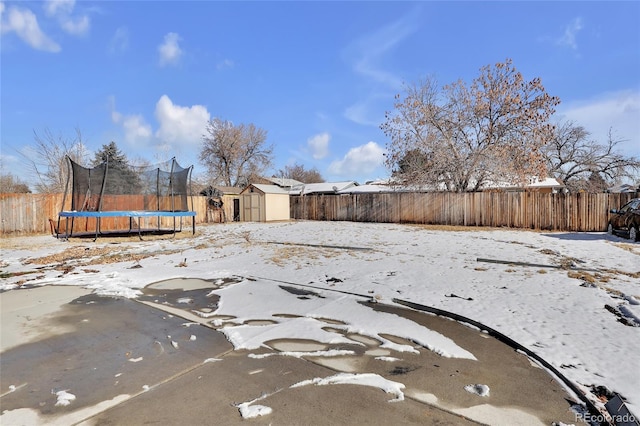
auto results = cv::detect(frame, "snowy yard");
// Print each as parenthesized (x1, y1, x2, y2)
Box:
(1, 220, 639, 420)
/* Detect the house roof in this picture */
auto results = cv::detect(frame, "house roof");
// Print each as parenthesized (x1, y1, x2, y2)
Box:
(337, 184, 413, 194)
(241, 183, 290, 195)
(526, 177, 565, 189)
(213, 186, 243, 195)
(607, 183, 639, 193)
(263, 177, 305, 188)
(480, 177, 565, 191)
(289, 181, 358, 195)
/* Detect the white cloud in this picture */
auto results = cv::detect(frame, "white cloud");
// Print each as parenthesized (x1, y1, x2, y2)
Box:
(0, 3, 61, 52)
(344, 100, 381, 127)
(328, 142, 385, 177)
(109, 96, 152, 146)
(108, 27, 129, 54)
(342, 9, 419, 126)
(556, 17, 583, 50)
(216, 58, 235, 70)
(59, 13, 88, 35)
(108, 95, 210, 151)
(44, 0, 90, 36)
(307, 133, 330, 160)
(154, 95, 210, 146)
(121, 115, 153, 143)
(158, 32, 183, 67)
(346, 15, 417, 89)
(44, 0, 74, 17)
(558, 89, 640, 158)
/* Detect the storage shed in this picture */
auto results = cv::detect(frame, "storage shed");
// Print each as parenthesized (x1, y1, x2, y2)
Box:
(239, 184, 290, 222)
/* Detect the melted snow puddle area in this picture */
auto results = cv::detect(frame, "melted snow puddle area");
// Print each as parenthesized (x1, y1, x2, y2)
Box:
(141, 277, 476, 360)
(139, 277, 580, 424)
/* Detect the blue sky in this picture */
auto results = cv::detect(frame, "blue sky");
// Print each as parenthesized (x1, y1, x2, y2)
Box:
(1, 1, 639, 187)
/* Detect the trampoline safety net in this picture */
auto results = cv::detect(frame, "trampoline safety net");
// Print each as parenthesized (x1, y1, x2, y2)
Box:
(67, 157, 193, 212)
(55, 156, 196, 240)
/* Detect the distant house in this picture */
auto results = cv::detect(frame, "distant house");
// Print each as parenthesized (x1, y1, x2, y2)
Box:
(289, 181, 358, 195)
(607, 183, 639, 193)
(255, 177, 304, 191)
(239, 184, 290, 222)
(481, 177, 566, 194)
(337, 183, 413, 194)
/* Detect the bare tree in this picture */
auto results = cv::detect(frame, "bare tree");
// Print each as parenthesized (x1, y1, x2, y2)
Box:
(276, 162, 324, 183)
(381, 59, 560, 192)
(199, 118, 274, 187)
(542, 121, 640, 192)
(0, 173, 31, 193)
(23, 128, 90, 193)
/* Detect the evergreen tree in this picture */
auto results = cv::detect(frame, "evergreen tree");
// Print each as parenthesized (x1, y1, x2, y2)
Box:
(92, 142, 141, 194)
(587, 171, 608, 193)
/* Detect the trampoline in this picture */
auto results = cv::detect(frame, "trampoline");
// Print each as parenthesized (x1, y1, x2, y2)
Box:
(56, 156, 196, 240)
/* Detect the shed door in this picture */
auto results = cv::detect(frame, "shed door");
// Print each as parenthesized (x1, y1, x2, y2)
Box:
(233, 198, 240, 221)
(242, 193, 262, 221)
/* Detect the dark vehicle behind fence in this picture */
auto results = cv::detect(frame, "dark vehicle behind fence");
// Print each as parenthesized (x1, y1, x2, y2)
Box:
(608, 198, 640, 241)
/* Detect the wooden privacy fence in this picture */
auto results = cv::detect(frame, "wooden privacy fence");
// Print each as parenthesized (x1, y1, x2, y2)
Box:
(2, 191, 639, 235)
(0, 194, 210, 235)
(290, 192, 640, 232)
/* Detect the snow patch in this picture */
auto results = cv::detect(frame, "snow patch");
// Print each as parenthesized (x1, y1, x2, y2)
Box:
(54, 390, 76, 406)
(291, 373, 405, 402)
(465, 384, 490, 397)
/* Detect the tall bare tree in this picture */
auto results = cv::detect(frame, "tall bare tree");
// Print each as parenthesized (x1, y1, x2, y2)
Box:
(0, 173, 31, 193)
(542, 121, 640, 192)
(23, 127, 90, 193)
(276, 162, 324, 183)
(381, 59, 560, 192)
(199, 118, 274, 187)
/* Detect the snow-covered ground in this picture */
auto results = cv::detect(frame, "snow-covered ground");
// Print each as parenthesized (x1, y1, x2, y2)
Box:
(1, 220, 639, 418)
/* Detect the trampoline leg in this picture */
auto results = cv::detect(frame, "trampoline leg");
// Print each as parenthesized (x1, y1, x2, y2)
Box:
(65, 217, 71, 241)
(93, 217, 99, 242)
(55, 217, 62, 239)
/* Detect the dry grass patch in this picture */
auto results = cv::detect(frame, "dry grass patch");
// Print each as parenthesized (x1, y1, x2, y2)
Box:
(568, 271, 597, 283)
(601, 268, 640, 279)
(24, 246, 118, 265)
(567, 270, 615, 284)
(268, 245, 342, 268)
(612, 242, 640, 255)
(24, 245, 183, 267)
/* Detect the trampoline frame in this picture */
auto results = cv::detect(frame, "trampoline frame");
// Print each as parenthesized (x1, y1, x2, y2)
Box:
(57, 210, 196, 241)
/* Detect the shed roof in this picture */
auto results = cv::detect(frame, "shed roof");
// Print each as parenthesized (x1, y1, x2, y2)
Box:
(241, 183, 290, 195)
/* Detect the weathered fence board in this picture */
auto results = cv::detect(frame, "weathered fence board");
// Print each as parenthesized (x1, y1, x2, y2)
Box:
(290, 192, 639, 232)
(0, 194, 210, 235)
